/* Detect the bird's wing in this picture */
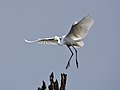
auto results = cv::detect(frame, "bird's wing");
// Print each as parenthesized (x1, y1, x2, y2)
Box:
(66, 15, 94, 40)
(24, 37, 59, 45)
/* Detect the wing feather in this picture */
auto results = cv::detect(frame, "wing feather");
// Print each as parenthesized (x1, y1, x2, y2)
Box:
(66, 15, 94, 40)
(24, 37, 58, 45)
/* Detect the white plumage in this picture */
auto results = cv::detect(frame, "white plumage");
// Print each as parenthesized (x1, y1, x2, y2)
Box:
(25, 15, 94, 69)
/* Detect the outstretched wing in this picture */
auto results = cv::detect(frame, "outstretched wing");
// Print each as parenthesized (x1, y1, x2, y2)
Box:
(24, 37, 59, 45)
(66, 15, 94, 40)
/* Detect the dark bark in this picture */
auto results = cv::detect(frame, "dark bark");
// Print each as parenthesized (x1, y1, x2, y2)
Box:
(38, 72, 67, 90)
(38, 81, 46, 90)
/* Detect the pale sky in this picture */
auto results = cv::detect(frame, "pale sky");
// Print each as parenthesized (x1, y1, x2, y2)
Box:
(0, 0, 120, 90)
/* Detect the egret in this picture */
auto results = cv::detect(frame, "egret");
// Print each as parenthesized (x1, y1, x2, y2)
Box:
(25, 15, 94, 69)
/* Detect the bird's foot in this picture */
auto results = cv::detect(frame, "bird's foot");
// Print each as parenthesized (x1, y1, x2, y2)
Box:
(76, 60, 79, 68)
(66, 61, 70, 69)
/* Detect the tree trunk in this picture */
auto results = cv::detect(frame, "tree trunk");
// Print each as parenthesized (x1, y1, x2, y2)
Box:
(38, 72, 67, 90)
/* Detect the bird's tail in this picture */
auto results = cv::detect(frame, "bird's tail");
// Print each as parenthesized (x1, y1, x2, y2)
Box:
(74, 41, 84, 48)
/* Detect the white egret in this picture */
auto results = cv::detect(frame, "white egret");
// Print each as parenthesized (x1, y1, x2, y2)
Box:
(25, 15, 94, 69)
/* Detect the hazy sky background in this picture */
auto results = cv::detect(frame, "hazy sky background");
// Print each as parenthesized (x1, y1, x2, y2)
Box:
(0, 0, 120, 90)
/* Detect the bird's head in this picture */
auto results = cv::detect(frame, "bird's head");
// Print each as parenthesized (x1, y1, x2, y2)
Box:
(54, 36, 59, 40)
(54, 36, 62, 45)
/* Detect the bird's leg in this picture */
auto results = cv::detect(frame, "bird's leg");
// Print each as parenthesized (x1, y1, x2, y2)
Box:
(72, 46, 78, 68)
(66, 45, 74, 69)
